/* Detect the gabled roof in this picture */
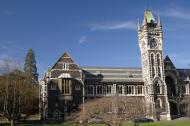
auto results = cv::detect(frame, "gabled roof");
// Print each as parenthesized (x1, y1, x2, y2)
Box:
(164, 55, 176, 69)
(62, 52, 70, 58)
(50, 52, 74, 70)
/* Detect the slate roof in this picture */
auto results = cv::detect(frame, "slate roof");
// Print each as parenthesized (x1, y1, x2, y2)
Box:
(81, 67, 143, 83)
(164, 55, 176, 70)
(177, 69, 190, 81)
(81, 66, 190, 83)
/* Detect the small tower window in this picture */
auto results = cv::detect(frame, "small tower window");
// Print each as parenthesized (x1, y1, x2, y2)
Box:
(154, 81, 160, 94)
(63, 63, 69, 70)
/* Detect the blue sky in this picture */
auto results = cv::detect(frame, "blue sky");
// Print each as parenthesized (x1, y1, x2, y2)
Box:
(1, 0, 190, 78)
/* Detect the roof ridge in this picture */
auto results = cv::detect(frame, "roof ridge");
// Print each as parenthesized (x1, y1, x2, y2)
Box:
(81, 66, 142, 69)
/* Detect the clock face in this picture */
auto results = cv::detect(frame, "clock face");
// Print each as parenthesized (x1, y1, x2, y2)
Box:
(150, 38, 158, 49)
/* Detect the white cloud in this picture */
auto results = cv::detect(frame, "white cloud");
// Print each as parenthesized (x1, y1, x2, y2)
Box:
(161, 8, 190, 20)
(88, 21, 137, 31)
(78, 36, 87, 44)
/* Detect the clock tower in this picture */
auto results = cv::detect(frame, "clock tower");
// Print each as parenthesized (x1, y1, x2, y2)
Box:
(138, 10, 171, 120)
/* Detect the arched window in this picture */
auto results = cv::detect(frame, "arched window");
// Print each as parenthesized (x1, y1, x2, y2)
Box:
(157, 54, 161, 77)
(151, 53, 154, 66)
(158, 67, 161, 77)
(157, 54, 161, 66)
(154, 80, 160, 94)
(151, 53, 155, 78)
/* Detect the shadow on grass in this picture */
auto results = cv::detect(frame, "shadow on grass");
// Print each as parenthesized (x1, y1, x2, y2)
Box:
(1, 119, 190, 126)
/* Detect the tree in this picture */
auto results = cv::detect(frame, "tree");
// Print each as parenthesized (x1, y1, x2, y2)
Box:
(24, 48, 38, 84)
(68, 96, 146, 126)
(0, 60, 39, 126)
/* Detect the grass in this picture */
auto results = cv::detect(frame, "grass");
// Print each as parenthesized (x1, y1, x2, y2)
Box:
(124, 119, 190, 126)
(137, 119, 190, 126)
(0, 120, 190, 126)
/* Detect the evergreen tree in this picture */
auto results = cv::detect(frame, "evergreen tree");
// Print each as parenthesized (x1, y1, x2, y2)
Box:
(24, 48, 38, 84)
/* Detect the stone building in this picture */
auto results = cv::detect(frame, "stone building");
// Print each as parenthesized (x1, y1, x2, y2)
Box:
(40, 10, 190, 121)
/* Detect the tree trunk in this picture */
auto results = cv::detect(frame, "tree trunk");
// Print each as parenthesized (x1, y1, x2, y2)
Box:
(11, 119, 15, 126)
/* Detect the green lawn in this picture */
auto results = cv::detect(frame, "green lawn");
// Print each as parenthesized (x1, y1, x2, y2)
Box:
(137, 119, 190, 126)
(125, 119, 190, 126)
(1, 120, 190, 126)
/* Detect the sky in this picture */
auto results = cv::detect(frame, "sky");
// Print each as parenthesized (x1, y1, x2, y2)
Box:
(1, 0, 190, 79)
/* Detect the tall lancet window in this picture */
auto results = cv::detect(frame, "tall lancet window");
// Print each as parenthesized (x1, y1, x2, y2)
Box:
(158, 67, 161, 77)
(157, 54, 161, 77)
(157, 54, 161, 66)
(151, 53, 155, 78)
(62, 78, 71, 95)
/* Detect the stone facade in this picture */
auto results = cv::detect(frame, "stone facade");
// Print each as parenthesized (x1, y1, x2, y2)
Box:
(138, 10, 170, 120)
(40, 10, 190, 121)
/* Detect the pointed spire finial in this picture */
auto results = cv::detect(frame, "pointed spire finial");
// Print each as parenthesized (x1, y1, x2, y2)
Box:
(143, 15, 147, 26)
(157, 13, 162, 27)
(142, 9, 148, 25)
(138, 18, 141, 31)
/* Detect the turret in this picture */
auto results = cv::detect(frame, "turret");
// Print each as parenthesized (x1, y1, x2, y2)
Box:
(157, 14, 162, 27)
(138, 19, 141, 31)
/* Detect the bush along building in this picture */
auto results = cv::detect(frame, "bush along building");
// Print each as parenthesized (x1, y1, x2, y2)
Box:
(40, 10, 190, 121)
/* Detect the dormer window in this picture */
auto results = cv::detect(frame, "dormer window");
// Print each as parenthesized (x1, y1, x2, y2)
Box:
(63, 63, 69, 70)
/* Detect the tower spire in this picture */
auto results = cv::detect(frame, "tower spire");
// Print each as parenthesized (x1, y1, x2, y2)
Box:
(138, 18, 141, 31)
(142, 12, 147, 25)
(138, 10, 171, 120)
(157, 13, 162, 27)
(143, 9, 156, 25)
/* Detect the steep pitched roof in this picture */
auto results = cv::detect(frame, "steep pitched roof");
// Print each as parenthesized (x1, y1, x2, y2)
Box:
(51, 52, 75, 69)
(164, 55, 176, 69)
(62, 52, 70, 58)
(143, 9, 156, 25)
